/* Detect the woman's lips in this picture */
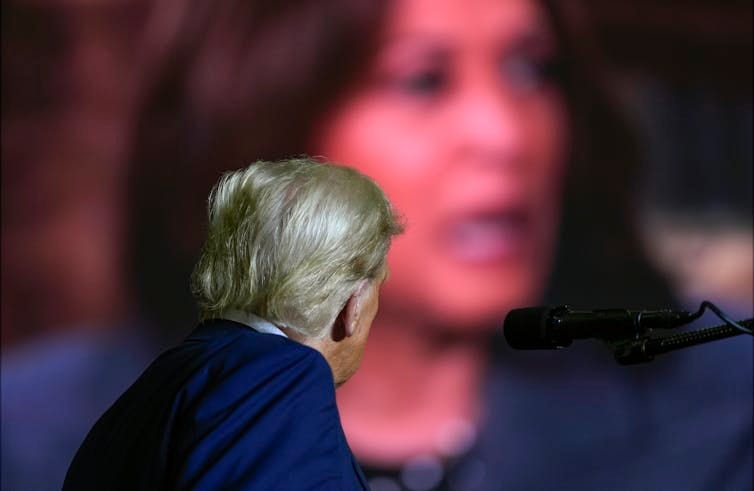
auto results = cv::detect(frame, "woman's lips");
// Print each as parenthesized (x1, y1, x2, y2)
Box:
(440, 207, 530, 264)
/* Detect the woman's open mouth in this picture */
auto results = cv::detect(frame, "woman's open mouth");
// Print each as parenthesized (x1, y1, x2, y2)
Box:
(441, 206, 531, 264)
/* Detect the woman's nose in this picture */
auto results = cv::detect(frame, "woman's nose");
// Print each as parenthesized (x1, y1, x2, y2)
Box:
(446, 77, 527, 167)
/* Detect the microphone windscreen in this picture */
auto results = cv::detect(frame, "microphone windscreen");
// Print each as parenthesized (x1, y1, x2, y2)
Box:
(503, 307, 558, 349)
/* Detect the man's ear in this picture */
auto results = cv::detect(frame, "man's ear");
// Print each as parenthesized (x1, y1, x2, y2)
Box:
(334, 279, 370, 340)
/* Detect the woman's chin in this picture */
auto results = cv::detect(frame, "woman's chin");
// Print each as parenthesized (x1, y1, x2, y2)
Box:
(433, 285, 544, 332)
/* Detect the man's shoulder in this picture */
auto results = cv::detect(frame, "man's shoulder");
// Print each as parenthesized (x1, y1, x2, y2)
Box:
(163, 322, 345, 488)
(177, 318, 329, 377)
(156, 319, 335, 415)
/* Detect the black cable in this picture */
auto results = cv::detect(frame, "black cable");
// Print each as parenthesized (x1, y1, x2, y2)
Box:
(689, 300, 753, 335)
(611, 300, 751, 364)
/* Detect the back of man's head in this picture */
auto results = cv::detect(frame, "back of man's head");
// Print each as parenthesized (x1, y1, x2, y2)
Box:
(191, 157, 402, 338)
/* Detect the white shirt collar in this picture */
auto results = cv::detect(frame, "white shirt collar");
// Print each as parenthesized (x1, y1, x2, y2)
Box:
(221, 310, 288, 338)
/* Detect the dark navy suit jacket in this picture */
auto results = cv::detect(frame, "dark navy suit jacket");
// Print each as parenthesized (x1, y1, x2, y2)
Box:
(63, 319, 369, 490)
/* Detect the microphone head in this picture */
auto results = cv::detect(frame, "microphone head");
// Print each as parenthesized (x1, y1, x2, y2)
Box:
(504, 306, 569, 349)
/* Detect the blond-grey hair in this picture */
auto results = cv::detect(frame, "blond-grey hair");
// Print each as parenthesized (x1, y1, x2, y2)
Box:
(191, 157, 403, 338)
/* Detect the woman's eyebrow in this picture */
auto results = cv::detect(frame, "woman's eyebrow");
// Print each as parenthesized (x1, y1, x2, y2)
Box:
(377, 35, 452, 60)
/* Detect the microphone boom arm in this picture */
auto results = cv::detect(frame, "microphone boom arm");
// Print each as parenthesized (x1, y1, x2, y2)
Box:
(611, 318, 753, 365)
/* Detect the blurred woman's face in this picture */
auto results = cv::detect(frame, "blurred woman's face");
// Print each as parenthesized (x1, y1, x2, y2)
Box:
(312, 0, 569, 331)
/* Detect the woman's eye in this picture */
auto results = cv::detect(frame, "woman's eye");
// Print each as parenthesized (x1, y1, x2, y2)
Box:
(396, 70, 446, 95)
(500, 55, 560, 93)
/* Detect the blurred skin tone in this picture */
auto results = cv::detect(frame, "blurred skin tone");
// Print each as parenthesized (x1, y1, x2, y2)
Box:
(311, 0, 570, 463)
(312, 0, 569, 334)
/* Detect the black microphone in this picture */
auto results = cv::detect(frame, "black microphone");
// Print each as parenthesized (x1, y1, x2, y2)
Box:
(504, 305, 691, 349)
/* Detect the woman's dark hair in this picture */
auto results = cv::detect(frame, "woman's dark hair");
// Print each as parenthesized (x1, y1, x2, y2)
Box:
(126, 0, 674, 341)
(540, 0, 675, 307)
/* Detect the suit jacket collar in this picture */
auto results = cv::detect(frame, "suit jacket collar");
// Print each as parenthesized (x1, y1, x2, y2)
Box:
(219, 310, 288, 338)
